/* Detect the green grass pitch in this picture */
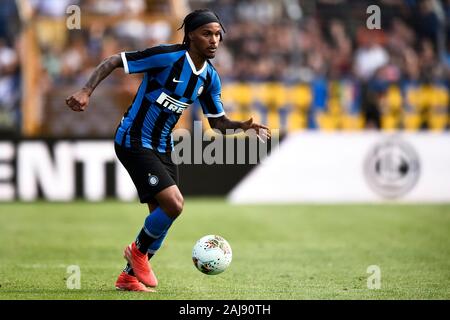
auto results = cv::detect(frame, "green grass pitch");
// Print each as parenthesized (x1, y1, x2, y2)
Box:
(0, 199, 449, 300)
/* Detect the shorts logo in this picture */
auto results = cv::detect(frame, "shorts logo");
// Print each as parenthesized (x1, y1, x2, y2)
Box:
(197, 85, 204, 96)
(148, 174, 159, 186)
(364, 137, 420, 199)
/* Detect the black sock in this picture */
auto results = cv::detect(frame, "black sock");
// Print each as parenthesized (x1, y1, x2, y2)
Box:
(124, 228, 157, 276)
(123, 263, 134, 276)
(124, 253, 154, 276)
(135, 228, 157, 254)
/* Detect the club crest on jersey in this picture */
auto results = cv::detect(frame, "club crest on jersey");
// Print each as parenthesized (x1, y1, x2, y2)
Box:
(156, 92, 189, 114)
(148, 173, 159, 186)
(197, 85, 204, 96)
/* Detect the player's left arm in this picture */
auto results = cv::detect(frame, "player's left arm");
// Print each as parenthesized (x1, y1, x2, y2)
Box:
(200, 70, 270, 139)
(208, 116, 271, 140)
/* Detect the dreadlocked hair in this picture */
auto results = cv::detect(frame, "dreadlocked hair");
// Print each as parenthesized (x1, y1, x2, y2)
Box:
(177, 9, 226, 46)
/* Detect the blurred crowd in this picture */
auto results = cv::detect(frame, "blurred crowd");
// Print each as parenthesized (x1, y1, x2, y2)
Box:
(0, 0, 21, 134)
(204, 0, 450, 82)
(0, 0, 173, 136)
(0, 0, 449, 136)
(201, 0, 450, 130)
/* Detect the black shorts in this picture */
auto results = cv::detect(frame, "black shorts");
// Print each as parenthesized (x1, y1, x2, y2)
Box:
(115, 143, 178, 204)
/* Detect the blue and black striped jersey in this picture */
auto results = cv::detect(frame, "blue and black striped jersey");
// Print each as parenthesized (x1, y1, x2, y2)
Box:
(114, 44, 225, 153)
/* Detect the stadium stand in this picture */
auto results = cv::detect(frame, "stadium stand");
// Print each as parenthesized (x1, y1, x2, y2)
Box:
(0, 0, 448, 137)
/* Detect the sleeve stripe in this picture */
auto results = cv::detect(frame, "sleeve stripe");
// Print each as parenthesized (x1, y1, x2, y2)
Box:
(204, 111, 225, 118)
(126, 44, 184, 61)
(121, 52, 129, 74)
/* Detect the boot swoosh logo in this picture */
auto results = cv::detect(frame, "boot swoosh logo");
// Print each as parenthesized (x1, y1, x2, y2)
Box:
(173, 78, 184, 83)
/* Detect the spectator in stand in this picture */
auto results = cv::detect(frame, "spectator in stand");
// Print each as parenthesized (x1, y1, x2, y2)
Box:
(0, 38, 20, 134)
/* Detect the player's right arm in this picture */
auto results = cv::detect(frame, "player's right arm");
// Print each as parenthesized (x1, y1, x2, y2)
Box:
(66, 45, 180, 112)
(65, 54, 123, 112)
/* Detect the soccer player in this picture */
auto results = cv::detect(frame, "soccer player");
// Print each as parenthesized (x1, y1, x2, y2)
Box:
(65, 9, 270, 292)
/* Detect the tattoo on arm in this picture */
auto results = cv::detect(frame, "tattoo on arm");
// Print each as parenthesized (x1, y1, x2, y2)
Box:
(82, 54, 123, 95)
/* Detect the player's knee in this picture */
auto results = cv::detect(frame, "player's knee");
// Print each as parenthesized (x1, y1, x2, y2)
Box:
(174, 196, 184, 216)
(162, 195, 184, 218)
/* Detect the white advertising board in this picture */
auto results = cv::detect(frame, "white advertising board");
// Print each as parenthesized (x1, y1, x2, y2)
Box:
(228, 132, 450, 203)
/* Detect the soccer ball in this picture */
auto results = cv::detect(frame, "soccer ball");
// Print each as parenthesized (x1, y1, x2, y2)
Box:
(192, 235, 232, 275)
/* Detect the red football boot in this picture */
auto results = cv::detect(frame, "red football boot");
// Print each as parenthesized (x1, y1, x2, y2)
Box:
(115, 272, 155, 292)
(123, 243, 158, 287)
